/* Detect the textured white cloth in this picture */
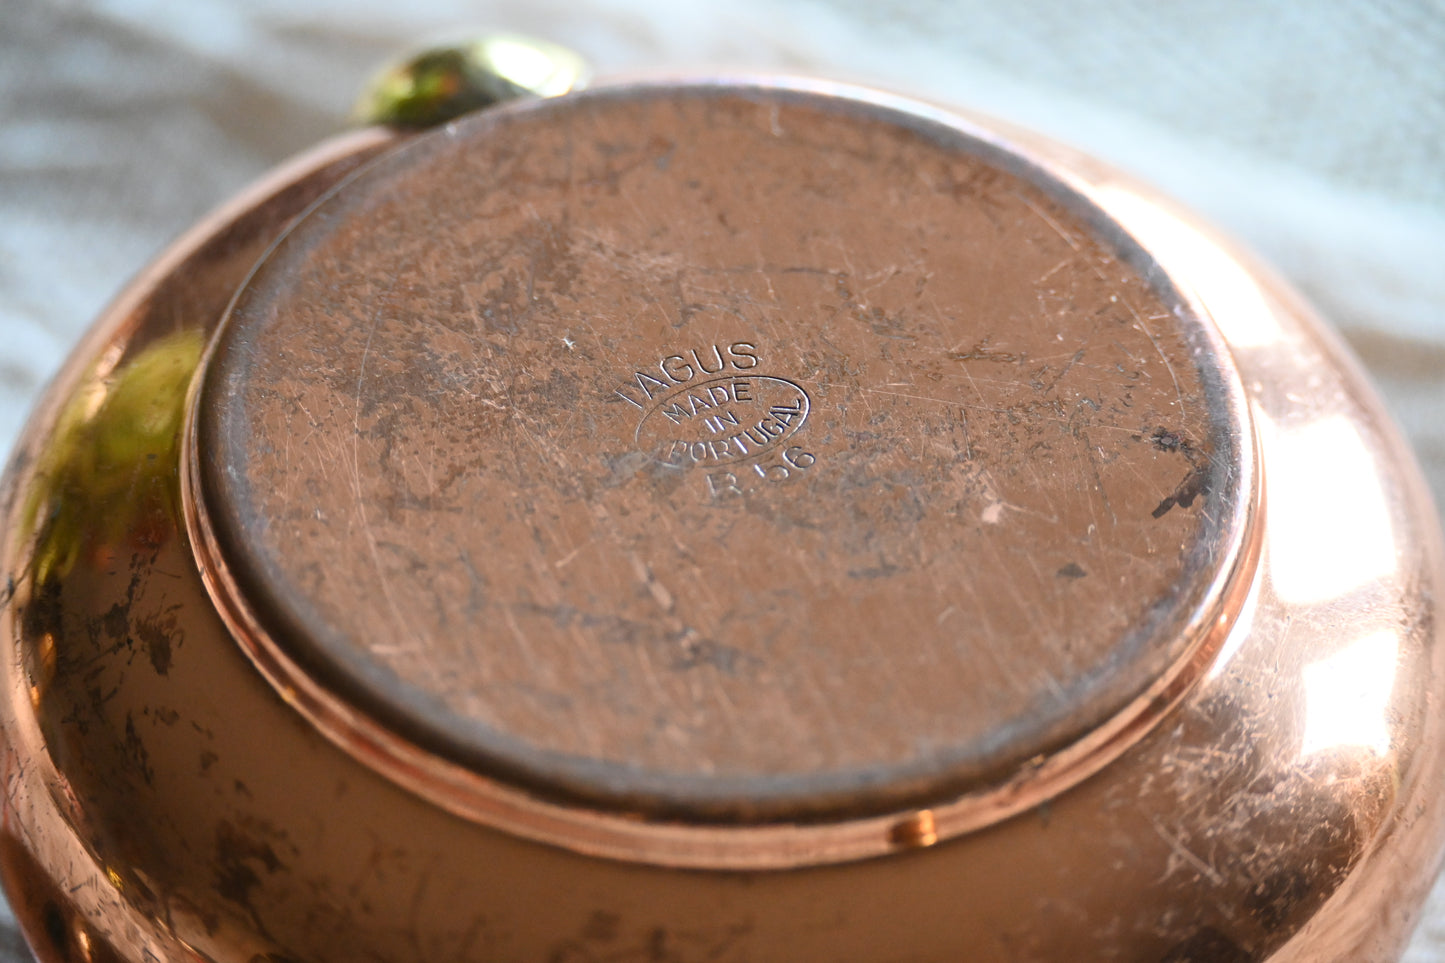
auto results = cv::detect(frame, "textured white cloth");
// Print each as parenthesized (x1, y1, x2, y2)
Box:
(3, 0, 1445, 958)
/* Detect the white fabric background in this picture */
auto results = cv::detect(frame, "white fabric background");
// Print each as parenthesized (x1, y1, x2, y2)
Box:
(2, 0, 1445, 958)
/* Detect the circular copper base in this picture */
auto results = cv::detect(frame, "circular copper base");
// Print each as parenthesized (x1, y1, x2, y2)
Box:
(185, 79, 1257, 864)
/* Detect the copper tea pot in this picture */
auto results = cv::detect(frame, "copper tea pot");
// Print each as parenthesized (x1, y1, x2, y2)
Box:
(1, 38, 1442, 963)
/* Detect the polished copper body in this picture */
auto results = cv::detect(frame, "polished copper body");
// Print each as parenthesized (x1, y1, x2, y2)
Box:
(0, 77, 1442, 963)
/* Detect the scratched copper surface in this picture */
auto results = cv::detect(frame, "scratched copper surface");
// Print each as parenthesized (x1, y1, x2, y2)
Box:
(194, 85, 1246, 818)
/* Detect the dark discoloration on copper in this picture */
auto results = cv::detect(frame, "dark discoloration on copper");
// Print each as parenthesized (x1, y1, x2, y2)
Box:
(1159, 928, 1255, 963)
(195, 85, 1248, 820)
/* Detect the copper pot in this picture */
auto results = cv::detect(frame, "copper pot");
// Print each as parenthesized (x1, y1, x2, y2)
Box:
(1, 43, 1442, 963)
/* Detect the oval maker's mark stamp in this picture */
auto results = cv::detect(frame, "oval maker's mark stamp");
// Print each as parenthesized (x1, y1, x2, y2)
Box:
(638, 375, 810, 468)
(609, 342, 811, 470)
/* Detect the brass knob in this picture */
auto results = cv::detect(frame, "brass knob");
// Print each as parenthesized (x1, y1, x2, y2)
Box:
(1, 37, 1441, 963)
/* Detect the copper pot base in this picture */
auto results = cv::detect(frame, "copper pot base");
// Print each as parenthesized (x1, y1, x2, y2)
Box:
(0, 74, 1441, 963)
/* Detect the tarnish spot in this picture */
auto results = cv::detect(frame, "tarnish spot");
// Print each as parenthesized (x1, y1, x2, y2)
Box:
(580, 911, 620, 942)
(122, 712, 154, 785)
(214, 820, 285, 925)
(1147, 426, 1211, 519)
(1158, 927, 1253, 963)
(1153, 466, 1208, 519)
(135, 618, 173, 675)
